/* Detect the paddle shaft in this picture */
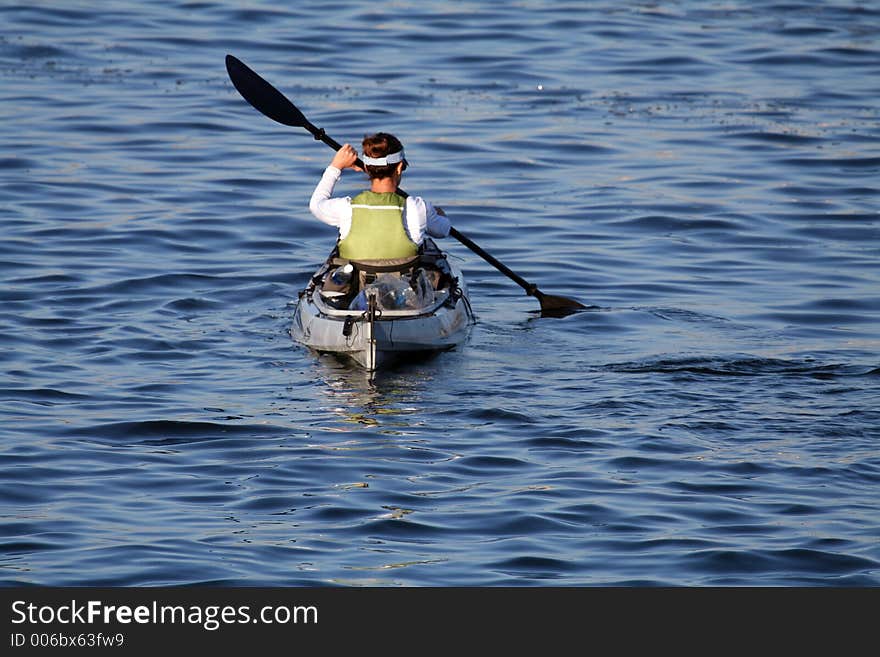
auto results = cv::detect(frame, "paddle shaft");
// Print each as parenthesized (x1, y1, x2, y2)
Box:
(448, 228, 538, 296)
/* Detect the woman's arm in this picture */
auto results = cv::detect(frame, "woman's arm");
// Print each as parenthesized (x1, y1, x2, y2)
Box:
(424, 200, 451, 238)
(309, 165, 350, 228)
(309, 144, 362, 228)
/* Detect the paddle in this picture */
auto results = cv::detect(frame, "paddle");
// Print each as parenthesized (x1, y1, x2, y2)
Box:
(225, 54, 586, 314)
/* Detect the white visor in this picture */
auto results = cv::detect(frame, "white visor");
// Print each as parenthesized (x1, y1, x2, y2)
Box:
(361, 149, 405, 166)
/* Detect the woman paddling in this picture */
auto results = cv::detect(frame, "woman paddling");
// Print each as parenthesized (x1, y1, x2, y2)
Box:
(294, 133, 473, 369)
(309, 133, 451, 262)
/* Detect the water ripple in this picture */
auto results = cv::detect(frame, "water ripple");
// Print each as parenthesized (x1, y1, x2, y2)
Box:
(1, 0, 877, 587)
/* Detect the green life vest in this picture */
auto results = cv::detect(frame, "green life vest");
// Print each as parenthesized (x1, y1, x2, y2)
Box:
(338, 191, 418, 260)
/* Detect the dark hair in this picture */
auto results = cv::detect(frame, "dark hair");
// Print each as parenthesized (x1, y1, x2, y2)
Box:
(362, 132, 407, 179)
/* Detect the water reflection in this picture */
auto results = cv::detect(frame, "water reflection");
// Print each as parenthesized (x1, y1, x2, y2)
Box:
(307, 354, 437, 434)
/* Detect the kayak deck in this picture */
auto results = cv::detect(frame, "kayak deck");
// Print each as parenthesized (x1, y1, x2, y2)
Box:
(290, 241, 474, 372)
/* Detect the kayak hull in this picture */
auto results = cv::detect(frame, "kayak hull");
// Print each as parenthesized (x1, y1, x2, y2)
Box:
(290, 244, 473, 372)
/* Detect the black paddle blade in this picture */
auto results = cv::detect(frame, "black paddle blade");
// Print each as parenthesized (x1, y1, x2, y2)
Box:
(225, 54, 309, 128)
(535, 290, 589, 317)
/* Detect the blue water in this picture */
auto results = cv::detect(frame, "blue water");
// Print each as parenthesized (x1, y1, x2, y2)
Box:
(1, 1, 878, 586)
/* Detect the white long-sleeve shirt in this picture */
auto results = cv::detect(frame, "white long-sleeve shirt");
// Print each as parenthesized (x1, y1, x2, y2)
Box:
(309, 166, 451, 243)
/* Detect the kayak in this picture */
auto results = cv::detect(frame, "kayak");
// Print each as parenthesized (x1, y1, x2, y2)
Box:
(290, 239, 474, 372)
